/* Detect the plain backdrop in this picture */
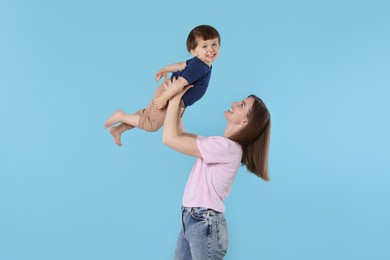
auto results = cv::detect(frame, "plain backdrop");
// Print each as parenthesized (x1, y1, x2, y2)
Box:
(1, 0, 389, 259)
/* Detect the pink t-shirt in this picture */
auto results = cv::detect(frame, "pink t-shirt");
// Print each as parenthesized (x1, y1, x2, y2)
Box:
(182, 136, 243, 212)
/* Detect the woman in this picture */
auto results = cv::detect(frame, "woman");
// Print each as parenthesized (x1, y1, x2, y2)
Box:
(163, 86, 271, 259)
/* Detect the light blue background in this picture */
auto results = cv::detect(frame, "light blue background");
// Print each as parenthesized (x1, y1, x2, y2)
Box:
(1, 0, 389, 259)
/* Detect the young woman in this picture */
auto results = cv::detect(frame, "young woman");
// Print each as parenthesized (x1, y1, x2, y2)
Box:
(163, 85, 271, 259)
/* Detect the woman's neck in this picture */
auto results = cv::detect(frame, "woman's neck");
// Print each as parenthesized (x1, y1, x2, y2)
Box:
(224, 124, 241, 138)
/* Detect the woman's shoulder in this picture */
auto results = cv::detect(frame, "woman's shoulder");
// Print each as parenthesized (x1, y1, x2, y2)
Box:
(197, 135, 242, 152)
(196, 136, 242, 164)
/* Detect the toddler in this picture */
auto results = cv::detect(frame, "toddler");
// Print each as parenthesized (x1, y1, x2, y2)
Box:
(104, 25, 220, 146)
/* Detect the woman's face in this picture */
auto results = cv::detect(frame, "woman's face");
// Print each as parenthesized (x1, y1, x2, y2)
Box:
(224, 97, 255, 126)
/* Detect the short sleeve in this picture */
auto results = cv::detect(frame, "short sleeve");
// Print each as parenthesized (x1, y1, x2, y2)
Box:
(180, 60, 206, 84)
(197, 136, 242, 164)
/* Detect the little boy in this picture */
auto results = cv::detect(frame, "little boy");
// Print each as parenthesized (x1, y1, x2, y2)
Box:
(104, 25, 220, 146)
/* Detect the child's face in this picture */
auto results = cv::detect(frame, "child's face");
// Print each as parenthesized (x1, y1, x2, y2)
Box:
(190, 37, 220, 66)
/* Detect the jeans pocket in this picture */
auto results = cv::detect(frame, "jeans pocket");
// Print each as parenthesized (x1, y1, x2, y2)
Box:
(217, 219, 229, 254)
(189, 208, 212, 237)
(190, 208, 208, 221)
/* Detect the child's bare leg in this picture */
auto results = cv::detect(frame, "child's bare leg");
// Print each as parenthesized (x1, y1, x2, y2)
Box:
(105, 82, 167, 145)
(104, 109, 140, 129)
(109, 123, 133, 146)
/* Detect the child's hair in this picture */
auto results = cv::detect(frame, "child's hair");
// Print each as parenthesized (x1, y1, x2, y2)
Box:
(186, 25, 221, 52)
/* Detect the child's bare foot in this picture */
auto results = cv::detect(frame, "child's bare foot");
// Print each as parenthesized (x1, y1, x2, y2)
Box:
(104, 109, 124, 128)
(109, 126, 122, 146)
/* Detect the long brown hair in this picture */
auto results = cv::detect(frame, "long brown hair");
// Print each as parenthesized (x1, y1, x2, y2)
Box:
(228, 95, 271, 181)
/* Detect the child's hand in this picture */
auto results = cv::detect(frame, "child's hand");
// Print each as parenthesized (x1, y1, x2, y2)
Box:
(153, 95, 168, 110)
(155, 68, 168, 82)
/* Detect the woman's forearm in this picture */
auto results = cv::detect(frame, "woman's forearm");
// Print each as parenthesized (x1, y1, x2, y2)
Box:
(161, 77, 188, 100)
(162, 88, 201, 157)
(162, 99, 181, 146)
(162, 98, 201, 157)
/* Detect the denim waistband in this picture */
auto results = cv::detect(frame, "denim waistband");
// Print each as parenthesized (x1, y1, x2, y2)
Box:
(181, 206, 222, 216)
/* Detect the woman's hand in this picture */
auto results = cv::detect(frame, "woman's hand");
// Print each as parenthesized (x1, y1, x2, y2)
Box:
(169, 85, 193, 105)
(169, 77, 193, 103)
(153, 77, 192, 109)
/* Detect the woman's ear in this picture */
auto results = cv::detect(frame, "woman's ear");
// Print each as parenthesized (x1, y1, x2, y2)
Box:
(241, 118, 248, 127)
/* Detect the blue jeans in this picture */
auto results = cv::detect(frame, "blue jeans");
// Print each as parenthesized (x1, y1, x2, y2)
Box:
(174, 207, 229, 260)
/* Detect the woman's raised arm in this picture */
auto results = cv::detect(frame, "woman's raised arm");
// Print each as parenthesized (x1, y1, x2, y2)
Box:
(162, 87, 201, 158)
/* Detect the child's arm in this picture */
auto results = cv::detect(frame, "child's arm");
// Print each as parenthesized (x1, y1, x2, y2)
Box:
(153, 77, 189, 109)
(155, 62, 186, 82)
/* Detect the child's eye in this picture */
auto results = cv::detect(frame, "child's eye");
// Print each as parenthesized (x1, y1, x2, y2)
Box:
(202, 45, 207, 49)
